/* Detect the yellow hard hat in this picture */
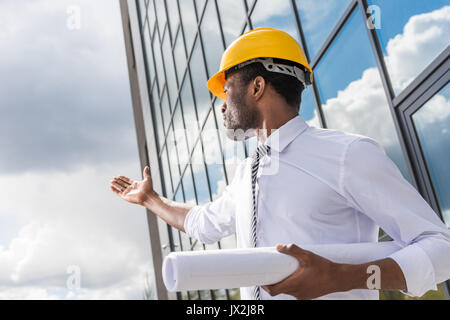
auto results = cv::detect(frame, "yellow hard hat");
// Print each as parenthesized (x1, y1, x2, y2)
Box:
(207, 27, 313, 100)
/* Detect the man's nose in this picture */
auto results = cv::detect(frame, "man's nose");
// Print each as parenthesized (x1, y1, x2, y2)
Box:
(221, 102, 227, 114)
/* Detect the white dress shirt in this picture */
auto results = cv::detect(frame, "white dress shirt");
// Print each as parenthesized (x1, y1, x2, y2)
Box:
(183, 115, 450, 300)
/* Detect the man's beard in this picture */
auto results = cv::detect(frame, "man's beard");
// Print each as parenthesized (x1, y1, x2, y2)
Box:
(223, 90, 261, 140)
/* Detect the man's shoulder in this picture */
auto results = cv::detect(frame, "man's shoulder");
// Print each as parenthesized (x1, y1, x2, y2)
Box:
(290, 125, 378, 153)
(304, 126, 371, 146)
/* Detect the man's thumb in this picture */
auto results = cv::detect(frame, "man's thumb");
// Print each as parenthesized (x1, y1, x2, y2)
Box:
(143, 166, 150, 179)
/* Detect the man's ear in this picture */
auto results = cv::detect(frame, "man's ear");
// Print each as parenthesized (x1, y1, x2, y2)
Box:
(252, 76, 266, 101)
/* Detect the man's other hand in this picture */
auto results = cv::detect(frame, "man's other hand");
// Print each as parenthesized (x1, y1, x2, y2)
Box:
(261, 243, 345, 299)
(110, 166, 155, 205)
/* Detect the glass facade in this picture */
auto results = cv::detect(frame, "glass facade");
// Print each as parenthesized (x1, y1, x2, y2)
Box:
(123, 0, 449, 300)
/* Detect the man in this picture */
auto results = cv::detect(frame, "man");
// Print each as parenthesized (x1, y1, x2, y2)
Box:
(110, 28, 450, 299)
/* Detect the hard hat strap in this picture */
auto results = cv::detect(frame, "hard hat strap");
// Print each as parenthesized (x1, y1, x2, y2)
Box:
(235, 58, 312, 87)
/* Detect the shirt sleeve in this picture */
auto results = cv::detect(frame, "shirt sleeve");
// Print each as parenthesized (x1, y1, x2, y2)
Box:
(183, 161, 244, 245)
(342, 137, 450, 297)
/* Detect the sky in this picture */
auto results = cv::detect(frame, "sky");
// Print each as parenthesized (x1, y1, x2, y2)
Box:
(0, 0, 154, 299)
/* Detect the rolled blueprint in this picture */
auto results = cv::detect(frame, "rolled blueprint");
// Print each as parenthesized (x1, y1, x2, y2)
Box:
(162, 241, 403, 292)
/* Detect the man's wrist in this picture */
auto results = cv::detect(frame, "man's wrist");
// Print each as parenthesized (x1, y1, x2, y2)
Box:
(334, 263, 366, 292)
(142, 190, 160, 210)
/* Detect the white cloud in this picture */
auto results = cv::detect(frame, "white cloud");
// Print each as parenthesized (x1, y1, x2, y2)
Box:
(385, 6, 450, 93)
(0, 162, 154, 299)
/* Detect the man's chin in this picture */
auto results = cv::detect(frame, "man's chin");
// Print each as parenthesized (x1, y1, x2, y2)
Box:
(224, 127, 256, 141)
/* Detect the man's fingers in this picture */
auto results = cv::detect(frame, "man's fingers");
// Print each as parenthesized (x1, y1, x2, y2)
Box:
(277, 243, 312, 262)
(112, 178, 128, 189)
(111, 180, 126, 192)
(110, 184, 122, 195)
(118, 176, 133, 185)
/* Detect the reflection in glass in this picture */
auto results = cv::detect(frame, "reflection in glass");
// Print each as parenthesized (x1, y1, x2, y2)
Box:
(154, 0, 167, 34)
(190, 39, 211, 125)
(412, 84, 450, 228)
(180, 73, 200, 152)
(142, 21, 155, 86)
(173, 104, 189, 170)
(251, 0, 300, 42)
(161, 146, 174, 199)
(202, 112, 226, 201)
(367, 0, 450, 95)
(152, 33, 165, 92)
(165, 0, 180, 39)
(200, 0, 223, 77)
(314, 8, 410, 180)
(295, 0, 351, 59)
(299, 86, 321, 128)
(174, 31, 187, 84)
(167, 127, 181, 189)
(191, 141, 211, 205)
(162, 34, 178, 108)
(216, 0, 246, 46)
(151, 85, 164, 145)
(160, 89, 171, 139)
(179, 0, 197, 53)
(137, 0, 147, 26)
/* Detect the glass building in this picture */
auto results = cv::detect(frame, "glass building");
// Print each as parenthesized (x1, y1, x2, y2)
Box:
(119, 0, 450, 300)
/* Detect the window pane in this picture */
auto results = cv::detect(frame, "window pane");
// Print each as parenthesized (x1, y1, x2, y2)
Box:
(160, 89, 171, 138)
(367, 0, 450, 95)
(142, 22, 156, 85)
(180, 73, 200, 151)
(190, 38, 211, 125)
(174, 31, 187, 84)
(412, 84, 450, 228)
(217, 0, 246, 46)
(314, 7, 410, 181)
(167, 127, 181, 188)
(179, 0, 197, 53)
(200, 0, 223, 77)
(152, 33, 165, 92)
(182, 165, 197, 206)
(137, 0, 147, 25)
(295, 0, 351, 59)
(173, 104, 189, 169)
(165, 0, 180, 39)
(147, 0, 156, 33)
(154, 0, 167, 35)
(251, 0, 300, 42)
(162, 34, 178, 108)
(191, 141, 210, 205)
(202, 112, 225, 201)
(299, 86, 321, 127)
(151, 85, 164, 145)
(161, 146, 174, 199)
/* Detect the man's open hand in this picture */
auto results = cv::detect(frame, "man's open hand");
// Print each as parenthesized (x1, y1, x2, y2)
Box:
(261, 244, 345, 300)
(110, 166, 155, 205)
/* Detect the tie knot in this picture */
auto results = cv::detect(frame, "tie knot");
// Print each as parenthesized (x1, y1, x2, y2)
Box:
(252, 144, 270, 159)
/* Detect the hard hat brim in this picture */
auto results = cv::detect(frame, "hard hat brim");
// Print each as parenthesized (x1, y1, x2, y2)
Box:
(207, 71, 227, 101)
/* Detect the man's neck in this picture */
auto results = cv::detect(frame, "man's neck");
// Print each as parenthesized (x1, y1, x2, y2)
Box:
(256, 110, 298, 143)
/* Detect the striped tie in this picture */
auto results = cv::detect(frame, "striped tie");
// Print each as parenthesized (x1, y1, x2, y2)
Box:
(250, 144, 270, 300)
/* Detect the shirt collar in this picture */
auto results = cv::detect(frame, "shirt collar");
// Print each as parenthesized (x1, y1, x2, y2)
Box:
(264, 115, 309, 153)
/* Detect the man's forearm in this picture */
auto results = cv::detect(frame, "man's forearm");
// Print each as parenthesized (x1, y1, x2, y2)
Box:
(142, 191, 195, 233)
(337, 257, 407, 292)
